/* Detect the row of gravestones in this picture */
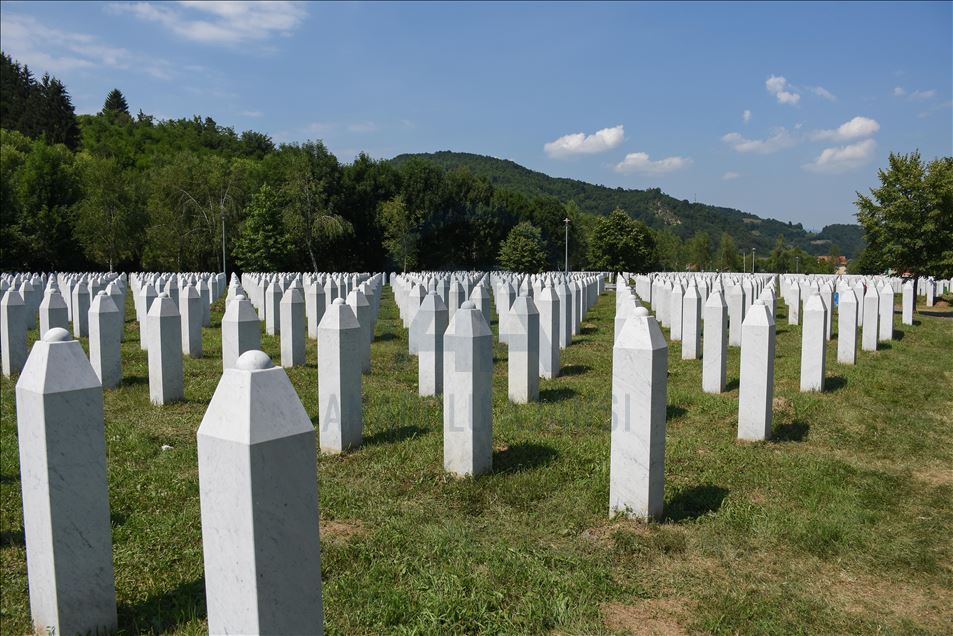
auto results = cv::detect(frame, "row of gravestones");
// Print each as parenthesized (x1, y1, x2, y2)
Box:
(7, 268, 606, 634)
(391, 271, 606, 474)
(608, 270, 943, 520)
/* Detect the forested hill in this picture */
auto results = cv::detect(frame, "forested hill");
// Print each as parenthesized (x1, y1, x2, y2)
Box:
(391, 151, 864, 258)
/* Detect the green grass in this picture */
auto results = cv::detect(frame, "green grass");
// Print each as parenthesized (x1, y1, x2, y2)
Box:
(2, 287, 952, 634)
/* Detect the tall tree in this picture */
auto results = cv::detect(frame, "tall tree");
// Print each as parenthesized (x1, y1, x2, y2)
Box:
(102, 89, 130, 117)
(855, 151, 953, 280)
(498, 222, 548, 273)
(588, 208, 655, 273)
(72, 155, 144, 270)
(379, 195, 419, 272)
(686, 231, 711, 271)
(716, 232, 740, 271)
(233, 184, 291, 272)
(768, 234, 791, 273)
(654, 229, 685, 271)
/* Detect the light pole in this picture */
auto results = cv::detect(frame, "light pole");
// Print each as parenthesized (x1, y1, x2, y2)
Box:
(564, 217, 570, 273)
(796, 256, 800, 274)
(751, 248, 756, 274)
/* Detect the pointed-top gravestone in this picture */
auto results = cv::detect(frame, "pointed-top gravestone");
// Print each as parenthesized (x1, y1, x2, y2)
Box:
(738, 300, 775, 441)
(147, 293, 184, 405)
(198, 350, 323, 636)
(862, 284, 879, 351)
(280, 287, 306, 368)
(16, 327, 117, 635)
(702, 288, 728, 393)
(222, 294, 261, 370)
(1, 289, 26, 377)
(508, 295, 539, 403)
(537, 283, 560, 379)
(800, 293, 826, 392)
(610, 306, 667, 520)
(837, 286, 858, 365)
(39, 287, 69, 337)
(180, 283, 203, 358)
(138, 282, 156, 351)
(682, 282, 701, 360)
(443, 300, 493, 476)
(418, 291, 449, 396)
(318, 299, 362, 453)
(89, 291, 122, 389)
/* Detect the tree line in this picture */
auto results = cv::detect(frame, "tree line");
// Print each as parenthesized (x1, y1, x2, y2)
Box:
(4, 52, 946, 277)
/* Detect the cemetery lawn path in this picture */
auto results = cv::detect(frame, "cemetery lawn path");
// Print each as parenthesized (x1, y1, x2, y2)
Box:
(2, 288, 952, 634)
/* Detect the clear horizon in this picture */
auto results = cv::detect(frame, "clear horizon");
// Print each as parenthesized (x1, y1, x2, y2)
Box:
(2, 1, 950, 231)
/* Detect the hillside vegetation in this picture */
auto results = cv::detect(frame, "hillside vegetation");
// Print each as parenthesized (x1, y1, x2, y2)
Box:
(391, 152, 865, 258)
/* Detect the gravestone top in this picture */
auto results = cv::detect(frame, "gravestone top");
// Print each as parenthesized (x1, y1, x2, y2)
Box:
(461, 300, 475, 310)
(43, 327, 71, 342)
(633, 306, 649, 318)
(237, 350, 274, 371)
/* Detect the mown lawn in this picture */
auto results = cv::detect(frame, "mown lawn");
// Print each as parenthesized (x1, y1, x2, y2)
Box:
(2, 285, 952, 634)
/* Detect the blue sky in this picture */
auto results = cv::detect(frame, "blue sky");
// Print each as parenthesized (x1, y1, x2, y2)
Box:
(2, 1, 951, 230)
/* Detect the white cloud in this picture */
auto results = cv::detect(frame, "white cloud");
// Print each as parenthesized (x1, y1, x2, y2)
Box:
(241, 110, 263, 117)
(544, 125, 624, 158)
(893, 86, 937, 101)
(810, 116, 880, 142)
(721, 128, 798, 154)
(811, 86, 837, 102)
(743, 109, 752, 124)
(766, 75, 800, 105)
(803, 139, 877, 174)
(0, 12, 173, 79)
(908, 89, 936, 101)
(347, 121, 378, 133)
(108, 1, 307, 46)
(613, 152, 692, 175)
(722, 171, 741, 181)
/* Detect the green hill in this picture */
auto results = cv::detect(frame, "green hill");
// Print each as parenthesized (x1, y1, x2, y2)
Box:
(390, 151, 864, 258)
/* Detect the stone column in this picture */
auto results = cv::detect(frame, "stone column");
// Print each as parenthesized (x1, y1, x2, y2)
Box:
(222, 294, 261, 370)
(555, 279, 572, 349)
(537, 283, 560, 379)
(197, 350, 323, 636)
(727, 283, 745, 347)
(280, 287, 306, 368)
(508, 296, 539, 403)
(197, 278, 211, 328)
(878, 283, 894, 341)
(681, 283, 701, 360)
(180, 284, 203, 358)
(702, 289, 728, 393)
(89, 291, 122, 389)
(147, 293, 184, 405)
(738, 300, 775, 441)
(788, 282, 800, 326)
(901, 280, 914, 325)
(800, 293, 826, 392)
(39, 287, 69, 337)
(138, 283, 156, 351)
(1, 289, 27, 377)
(306, 281, 326, 340)
(609, 307, 667, 520)
(318, 299, 362, 453)
(448, 279, 465, 323)
(418, 291, 449, 396)
(346, 288, 372, 374)
(837, 287, 858, 365)
(862, 284, 880, 352)
(265, 280, 281, 336)
(469, 283, 491, 327)
(15, 327, 117, 635)
(72, 280, 90, 338)
(669, 280, 684, 341)
(443, 301, 493, 476)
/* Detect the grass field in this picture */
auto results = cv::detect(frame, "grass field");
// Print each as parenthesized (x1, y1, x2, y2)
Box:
(2, 285, 952, 635)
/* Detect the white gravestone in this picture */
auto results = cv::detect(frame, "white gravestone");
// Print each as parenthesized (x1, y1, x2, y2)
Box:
(147, 293, 184, 405)
(837, 287, 858, 365)
(418, 291, 449, 397)
(738, 300, 775, 441)
(318, 299, 363, 453)
(800, 293, 826, 392)
(89, 291, 122, 389)
(221, 294, 261, 370)
(280, 287, 306, 368)
(702, 289, 728, 393)
(537, 283, 560, 379)
(508, 296, 540, 403)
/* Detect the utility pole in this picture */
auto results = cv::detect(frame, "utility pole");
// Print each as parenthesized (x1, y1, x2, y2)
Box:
(564, 217, 570, 273)
(751, 248, 756, 274)
(221, 210, 227, 277)
(796, 256, 800, 274)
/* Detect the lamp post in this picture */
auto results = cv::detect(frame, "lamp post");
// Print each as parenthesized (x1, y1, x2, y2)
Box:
(796, 256, 800, 274)
(564, 217, 570, 273)
(751, 248, 756, 274)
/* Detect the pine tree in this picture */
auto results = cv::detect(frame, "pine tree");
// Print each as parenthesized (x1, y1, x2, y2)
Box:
(102, 88, 130, 117)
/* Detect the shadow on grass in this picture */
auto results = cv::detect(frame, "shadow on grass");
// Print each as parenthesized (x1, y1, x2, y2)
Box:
(663, 484, 729, 522)
(540, 387, 576, 403)
(375, 332, 398, 342)
(892, 329, 906, 341)
(919, 309, 953, 318)
(364, 425, 427, 446)
(0, 473, 18, 484)
(119, 577, 206, 634)
(667, 405, 688, 420)
(725, 378, 740, 392)
(560, 364, 590, 377)
(122, 375, 149, 386)
(1, 530, 24, 547)
(580, 325, 597, 335)
(493, 442, 558, 474)
(825, 375, 847, 392)
(773, 420, 810, 442)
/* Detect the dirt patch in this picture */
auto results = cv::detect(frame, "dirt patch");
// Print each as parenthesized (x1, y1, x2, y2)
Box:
(602, 598, 692, 635)
(772, 396, 792, 413)
(912, 466, 953, 487)
(826, 569, 953, 632)
(580, 520, 652, 547)
(321, 519, 367, 542)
